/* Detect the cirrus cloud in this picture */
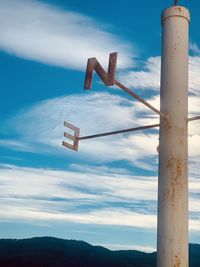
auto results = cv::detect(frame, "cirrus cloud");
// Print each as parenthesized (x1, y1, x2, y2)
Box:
(0, 0, 135, 70)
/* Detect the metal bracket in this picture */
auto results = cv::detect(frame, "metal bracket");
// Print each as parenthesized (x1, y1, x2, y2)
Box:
(62, 121, 80, 151)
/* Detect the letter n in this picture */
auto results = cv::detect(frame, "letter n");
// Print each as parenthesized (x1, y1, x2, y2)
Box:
(84, 52, 118, 90)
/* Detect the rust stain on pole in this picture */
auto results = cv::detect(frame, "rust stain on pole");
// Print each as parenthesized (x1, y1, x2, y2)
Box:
(174, 255, 181, 267)
(164, 156, 186, 207)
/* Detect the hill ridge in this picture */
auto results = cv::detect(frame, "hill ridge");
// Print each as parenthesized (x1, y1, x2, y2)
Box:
(0, 236, 198, 267)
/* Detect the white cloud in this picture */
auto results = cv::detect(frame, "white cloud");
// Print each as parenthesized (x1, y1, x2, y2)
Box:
(1, 48, 200, 168)
(0, 0, 134, 70)
(190, 42, 200, 56)
(1, 92, 159, 169)
(0, 164, 157, 229)
(118, 55, 200, 97)
(0, 204, 157, 229)
(0, 139, 35, 152)
(0, 164, 199, 232)
(116, 54, 200, 161)
(1, 81, 200, 168)
(0, 163, 157, 204)
(119, 57, 161, 91)
(1, 1, 200, 249)
(189, 56, 200, 95)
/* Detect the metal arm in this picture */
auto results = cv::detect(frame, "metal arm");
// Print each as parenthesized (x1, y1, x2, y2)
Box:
(115, 80, 168, 119)
(84, 52, 168, 120)
(188, 115, 200, 122)
(63, 122, 160, 151)
(78, 123, 160, 140)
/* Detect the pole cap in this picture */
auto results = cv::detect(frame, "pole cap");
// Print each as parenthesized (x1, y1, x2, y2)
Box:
(161, 6, 190, 24)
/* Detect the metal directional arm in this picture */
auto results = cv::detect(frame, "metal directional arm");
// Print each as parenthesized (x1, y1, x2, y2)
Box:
(114, 80, 168, 119)
(78, 123, 160, 140)
(188, 115, 200, 122)
(63, 52, 167, 152)
(84, 52, 168, 120)
(62, 114, 200, 150)
(63, 122, 160, 151)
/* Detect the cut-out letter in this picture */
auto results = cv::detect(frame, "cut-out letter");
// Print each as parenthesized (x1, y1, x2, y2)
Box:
(62, 121, 80, 151)
(84, 52, 118, 90)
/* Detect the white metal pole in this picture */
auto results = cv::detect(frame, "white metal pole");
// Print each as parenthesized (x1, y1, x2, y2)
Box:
(157, 5, 190, 267)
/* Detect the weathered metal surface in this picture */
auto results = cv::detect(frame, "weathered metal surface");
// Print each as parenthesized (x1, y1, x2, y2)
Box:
(161, 6, 190, 24)
(78, 123, 159, 141)
(62, 121, 80, 151)
(84, 52, 117, 89)
(114, 80, 168, 119)
(188, 115, 200, 122)
(157, 6, 190, 267)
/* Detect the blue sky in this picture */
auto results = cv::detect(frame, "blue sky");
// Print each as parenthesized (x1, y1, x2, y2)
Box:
(0, 0, 200, 252)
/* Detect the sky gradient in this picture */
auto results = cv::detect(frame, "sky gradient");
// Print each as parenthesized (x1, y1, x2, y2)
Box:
(0, 0, 200, 252)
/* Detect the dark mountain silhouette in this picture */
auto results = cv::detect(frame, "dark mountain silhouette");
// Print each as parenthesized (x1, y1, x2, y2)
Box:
(0, 237, 199, 267)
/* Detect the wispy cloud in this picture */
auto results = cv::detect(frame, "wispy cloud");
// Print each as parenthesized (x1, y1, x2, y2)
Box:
(1, 87, 200, 168)
(189, 56, 200, 95)
(0, 163, 157, 205)
(119, 57, 160, 91)
(118, 55, 200, 97)
(0, 0, 134, 70)
(1, 92, 159, 169)
(0, 164, 199, 232)
(0, 163, 157, 229)
(190, 42, 200, 56)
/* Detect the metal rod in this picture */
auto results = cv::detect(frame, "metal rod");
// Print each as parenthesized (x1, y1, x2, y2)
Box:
(114, 80, 168, 119)
(188, 115, 200, 122)
(157, 6, 190, 267)
(78, 124, 159, 141)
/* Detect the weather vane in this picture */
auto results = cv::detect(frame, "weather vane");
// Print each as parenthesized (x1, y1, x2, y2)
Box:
(62, 52, 166, 151)
(62, 3, 199, 267)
